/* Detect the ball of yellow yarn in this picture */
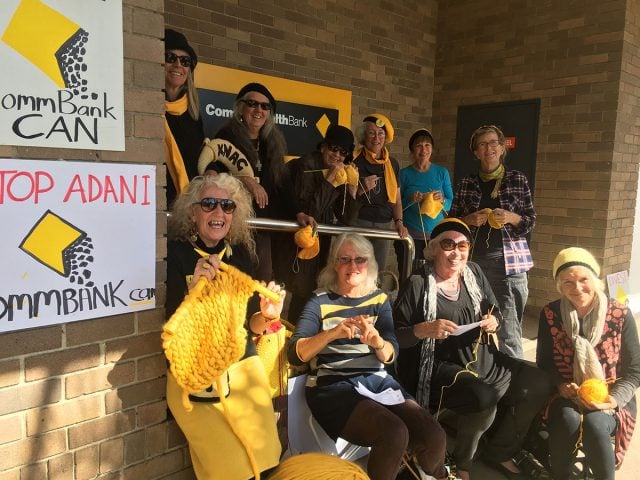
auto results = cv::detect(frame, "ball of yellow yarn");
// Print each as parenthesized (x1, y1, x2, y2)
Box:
(486, 209, 503, 229)
(268, 453, 370, 480)
(578, 378, 608, 404)
(294, 225, 316, 249)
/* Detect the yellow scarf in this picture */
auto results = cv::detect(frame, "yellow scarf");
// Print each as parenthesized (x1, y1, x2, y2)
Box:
(164, 95, 190, 195)
(479, 163, 505, 199)
(354, 146, 398, 203)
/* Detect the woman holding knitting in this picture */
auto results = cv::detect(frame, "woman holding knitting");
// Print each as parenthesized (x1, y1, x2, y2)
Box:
(394, 128, 453, 279)
(349, 114, 408, 270)
(393, 218, 549, 480)
(288, 233, 449, 480)
(163, 29, 204, 206)
(198, 82, 289, 281)
(165, 174, 284, 479)
(536, 247, 640, 480)
(450, 125, 535, 359)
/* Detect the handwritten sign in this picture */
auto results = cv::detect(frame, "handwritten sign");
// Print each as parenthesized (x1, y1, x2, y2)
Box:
(0, 158, 155, 333)
(606, 271, 630, 305)
(0, 0, 124, 150)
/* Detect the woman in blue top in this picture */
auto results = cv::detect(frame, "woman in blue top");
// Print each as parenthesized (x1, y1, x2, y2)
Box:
(288, 233, 448, 480)
(395, 129, 453, 278)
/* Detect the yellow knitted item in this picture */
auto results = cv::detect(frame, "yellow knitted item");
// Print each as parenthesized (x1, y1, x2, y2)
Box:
(345, 164, 359, 186)
(162, 266, 255, 412)
(483, 208, 503, 229)
(269, 453, 370, 480)
(255, 319, 293, 398)
(419, 192, 443, 219)
(578, 378, 608, 404)
(294, 225, 320, 259)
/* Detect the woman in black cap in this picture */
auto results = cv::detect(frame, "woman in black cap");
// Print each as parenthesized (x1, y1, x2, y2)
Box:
(536, 247, 640, 480)
(274, 124, 358, 322)
(199, 82, 288, 281)
(164, 28, 204, 206)
(393, 218, 550, 480)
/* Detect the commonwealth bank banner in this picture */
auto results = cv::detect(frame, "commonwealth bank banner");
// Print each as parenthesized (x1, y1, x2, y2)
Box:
(0, 159, 156, 333)
(0, 0, 124, 150)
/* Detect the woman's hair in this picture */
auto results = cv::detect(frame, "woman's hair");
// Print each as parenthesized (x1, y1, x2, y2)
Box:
(555, 265, 606, 295)
(317, 233, 379, 294)
(228, 95, 287, 186)
(185, 71, 200, 120)
(354, 120, 379, 146)
(168, 174, 256, 257)
(469, 124, 507, 162)
(425, 231, 447, 261)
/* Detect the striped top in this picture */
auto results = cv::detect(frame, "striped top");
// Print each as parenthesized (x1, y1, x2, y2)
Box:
(288, 289, 398, 386)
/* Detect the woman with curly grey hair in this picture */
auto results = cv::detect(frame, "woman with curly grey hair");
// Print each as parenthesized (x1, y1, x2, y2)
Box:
(198, 82, 289, 281)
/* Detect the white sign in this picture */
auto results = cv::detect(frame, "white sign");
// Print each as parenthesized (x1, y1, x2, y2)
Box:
(0, 159, 156, 333)
(606, 270, 630, 305)
(0, 0, 124, 150)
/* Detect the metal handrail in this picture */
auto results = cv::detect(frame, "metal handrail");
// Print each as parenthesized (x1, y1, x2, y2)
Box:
(247, 218, 415, 282)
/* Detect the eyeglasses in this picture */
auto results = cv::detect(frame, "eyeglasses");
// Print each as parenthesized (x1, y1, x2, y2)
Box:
(476, 139, 501, 149)
(439, 239, 471, 252)
(193, 197, 237, 214)
(165, 51, 193, 68)
(365, 130, 385, 139)
(337, 256, 368, 265)
(241, 99, 272, 111)
(327, 145, 349, 157)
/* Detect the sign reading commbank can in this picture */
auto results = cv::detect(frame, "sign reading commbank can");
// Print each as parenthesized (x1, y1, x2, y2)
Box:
(196, 64, 352, 158)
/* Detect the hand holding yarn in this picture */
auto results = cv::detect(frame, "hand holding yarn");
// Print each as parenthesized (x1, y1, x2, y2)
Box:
(189, 254, 222, 290)
(464, 208, 490, 227)
(258, 280, 286, 321)
(577, 378, 618, 411)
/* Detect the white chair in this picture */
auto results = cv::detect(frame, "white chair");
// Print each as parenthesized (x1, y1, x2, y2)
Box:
(287, 374, 369, 461)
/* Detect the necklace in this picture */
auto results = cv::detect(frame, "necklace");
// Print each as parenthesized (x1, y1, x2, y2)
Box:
(434, 270, 459, 287)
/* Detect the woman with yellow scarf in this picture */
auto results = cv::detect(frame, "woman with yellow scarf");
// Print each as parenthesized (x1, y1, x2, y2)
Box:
(163, 29, 204, 206)
(350, 114, 408, 271)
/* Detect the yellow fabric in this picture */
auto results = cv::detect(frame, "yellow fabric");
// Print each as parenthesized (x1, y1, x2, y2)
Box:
(166, 358, 281, 480)
(419, 192, 443, 219)
(164, 95, 190, 195)
(162, 267, 255, 412)
(255, 320, 291, 398)
(365, 112, 394, 144)
(478, 163, 505, 199)
(482, 208, 503, 229)
(353, 146, 398, 204)
(294, 225, 320, 259)
(553, 247, 601, 278)
(344, 164, 359, 186)
(578, 378, 608, 404)
(268, 453, 370, 480)
(323, 165, 358, 187)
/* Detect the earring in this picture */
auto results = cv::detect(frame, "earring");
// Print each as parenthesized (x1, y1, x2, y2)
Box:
(189, 225, 198, 243)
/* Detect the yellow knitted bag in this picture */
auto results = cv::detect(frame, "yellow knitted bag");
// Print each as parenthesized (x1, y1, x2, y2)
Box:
(255, 319, 294, 398)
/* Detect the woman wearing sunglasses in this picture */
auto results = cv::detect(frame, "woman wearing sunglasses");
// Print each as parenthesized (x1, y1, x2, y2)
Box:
(166, 174, 284, 479)
(393, 218, 549, 480)
(163, 29, 205, 206)
(288, 233, 450, 480)
(199, 82, 289, 281)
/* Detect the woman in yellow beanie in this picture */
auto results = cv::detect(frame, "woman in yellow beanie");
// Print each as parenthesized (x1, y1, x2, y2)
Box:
(536, 247, 640, 479)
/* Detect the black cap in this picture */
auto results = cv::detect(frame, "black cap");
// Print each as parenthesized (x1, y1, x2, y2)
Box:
(236, 82, 277, 113)
(430, 218, 472, 242)
(323, 125, 354, 152)
(164, 29, 197, 71)
(409, 128, 435, 150)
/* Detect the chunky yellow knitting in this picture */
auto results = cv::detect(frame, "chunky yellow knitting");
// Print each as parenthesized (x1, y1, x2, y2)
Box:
(162, 265, 255, 412)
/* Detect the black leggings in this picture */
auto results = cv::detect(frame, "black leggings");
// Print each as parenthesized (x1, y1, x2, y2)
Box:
(340, 398, 447, 480)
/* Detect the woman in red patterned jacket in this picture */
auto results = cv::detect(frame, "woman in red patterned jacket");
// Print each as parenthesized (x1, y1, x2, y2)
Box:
(536, 247, 640, 480)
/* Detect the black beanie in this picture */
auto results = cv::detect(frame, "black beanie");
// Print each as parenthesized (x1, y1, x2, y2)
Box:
(236, 83, 277, 113)
(164, 29, 197, 71)
(323, 125, 354, 152)
(409, 128, 435, 150)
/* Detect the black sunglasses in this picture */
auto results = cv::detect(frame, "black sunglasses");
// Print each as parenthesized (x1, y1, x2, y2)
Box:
(241, 99, 272, 111)
(165, 51, 193, 68)
(327, 144, 349, 157)
(193, 197, 237, 214)
(439, 239, 471, 252)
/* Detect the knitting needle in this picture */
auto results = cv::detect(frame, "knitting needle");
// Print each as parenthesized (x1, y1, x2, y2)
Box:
(193, 247, 280, 302)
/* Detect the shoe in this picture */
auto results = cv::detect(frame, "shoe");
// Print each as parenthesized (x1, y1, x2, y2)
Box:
(482, 457, 531, 479)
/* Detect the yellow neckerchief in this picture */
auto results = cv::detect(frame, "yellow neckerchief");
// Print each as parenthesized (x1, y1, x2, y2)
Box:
(354, 146, 398, 203)
(164, 95, 190, 195)
(478, 163, 505, 199)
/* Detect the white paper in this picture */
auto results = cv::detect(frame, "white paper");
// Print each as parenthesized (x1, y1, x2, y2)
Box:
(355, 382, 405, 405)
(450, 320, 482, 336)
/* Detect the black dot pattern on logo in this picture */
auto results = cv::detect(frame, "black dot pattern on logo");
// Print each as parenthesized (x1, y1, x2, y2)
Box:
(56, 28, 89, 96)
(68, 236, 95, 287)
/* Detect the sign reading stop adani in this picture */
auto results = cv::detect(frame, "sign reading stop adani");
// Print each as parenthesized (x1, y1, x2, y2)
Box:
(0, 159, 156, 333)
(0, 0, 124, 151)
(196, 64, 352, 158)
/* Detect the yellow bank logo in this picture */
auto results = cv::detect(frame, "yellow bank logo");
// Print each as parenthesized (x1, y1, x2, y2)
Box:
(20, 210, 95, 287)
(2, 0, 89, 96)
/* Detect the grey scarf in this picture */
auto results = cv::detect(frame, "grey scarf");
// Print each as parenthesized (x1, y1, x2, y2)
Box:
(415, 263, 483, 407)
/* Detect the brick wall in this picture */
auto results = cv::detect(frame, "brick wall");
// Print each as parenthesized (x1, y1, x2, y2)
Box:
(0, 0, 191, 478)
(433, 0, 637, 311)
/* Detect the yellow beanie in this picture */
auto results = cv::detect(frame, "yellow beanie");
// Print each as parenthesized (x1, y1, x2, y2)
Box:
(363, 113, 394, 144)
(268, 453, 370, 480)
(552, 247, 600, 279)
